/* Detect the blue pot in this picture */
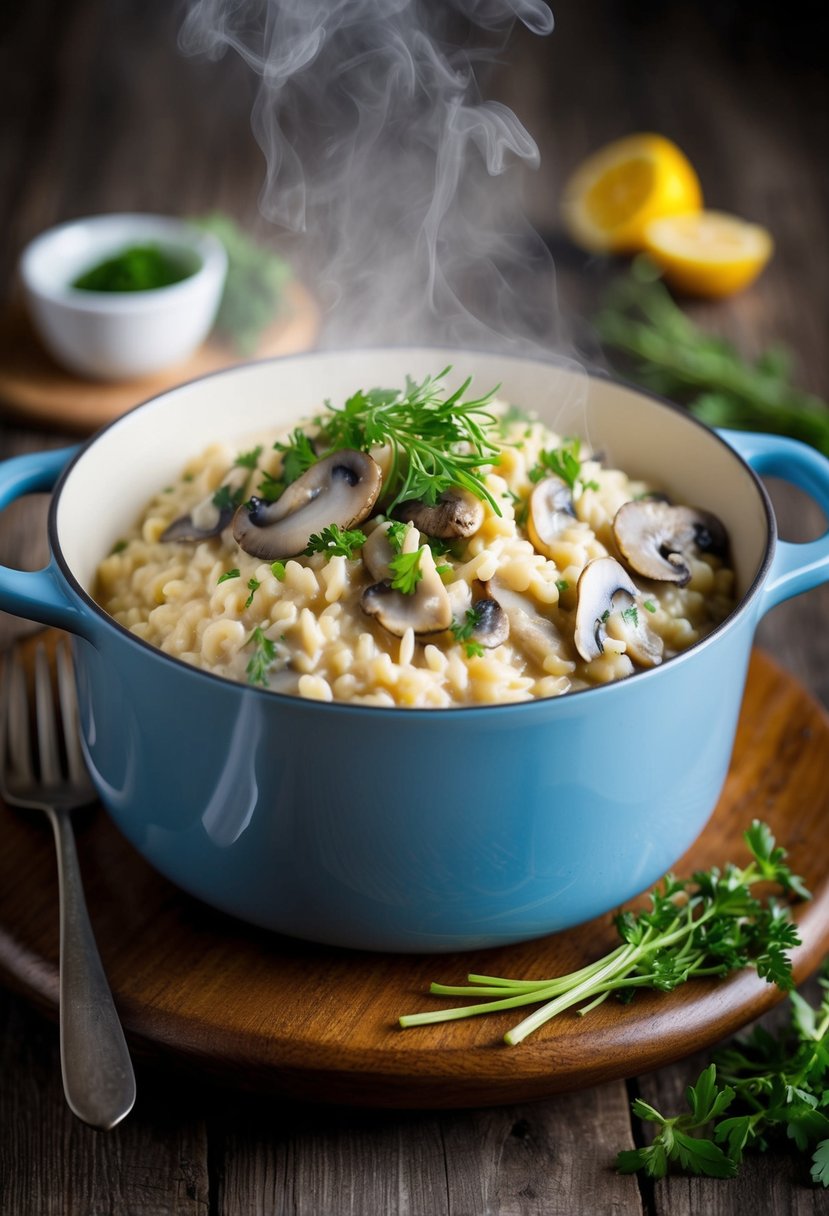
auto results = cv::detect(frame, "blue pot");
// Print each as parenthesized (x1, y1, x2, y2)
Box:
(2, 350, 828, 952)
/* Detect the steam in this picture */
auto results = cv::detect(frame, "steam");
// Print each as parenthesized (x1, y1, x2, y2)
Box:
(180, 0, 567, 352)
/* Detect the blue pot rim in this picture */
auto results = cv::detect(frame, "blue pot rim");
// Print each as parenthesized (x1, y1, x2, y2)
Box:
(47, 344, 777, 718)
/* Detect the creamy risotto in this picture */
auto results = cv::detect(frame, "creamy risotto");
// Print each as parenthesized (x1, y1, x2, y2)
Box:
(94, 375, 735, 707)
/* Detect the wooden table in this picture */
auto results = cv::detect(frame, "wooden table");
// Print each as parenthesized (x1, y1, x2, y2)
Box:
(1, 2, 827, 1212)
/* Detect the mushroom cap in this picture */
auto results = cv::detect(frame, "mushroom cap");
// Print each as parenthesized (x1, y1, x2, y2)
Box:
(232, 450, 381, 560)
(361, 519, 419, 582)
(488, 582, 560, 666)
(161, 465, 249, 543)
(361, 545, 452, 637)
(394, 488, 484, 539)
(469, 583, 510, 649)
(527, 475, 575, 555)
(574, 556, 662, 667)
(613, 500, 729, 586)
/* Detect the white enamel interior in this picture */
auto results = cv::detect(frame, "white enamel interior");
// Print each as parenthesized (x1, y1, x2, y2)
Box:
(55, 349, 770, 602)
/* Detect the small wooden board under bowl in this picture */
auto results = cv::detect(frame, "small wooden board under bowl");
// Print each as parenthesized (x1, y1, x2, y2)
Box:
(0, 279, 320, 434)
(0, 636, 827, 1109)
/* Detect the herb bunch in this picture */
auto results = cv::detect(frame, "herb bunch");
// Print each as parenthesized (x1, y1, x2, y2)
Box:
(618, 966, 829, 1187)
(400, 822, 808, 1045)
(309, 369, 502, 514)
(597, 259, 829, 457)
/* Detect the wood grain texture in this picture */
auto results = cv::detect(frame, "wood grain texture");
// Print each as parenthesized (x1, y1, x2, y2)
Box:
(0, 636, 826, 1110)
(0, 281, 320, 432)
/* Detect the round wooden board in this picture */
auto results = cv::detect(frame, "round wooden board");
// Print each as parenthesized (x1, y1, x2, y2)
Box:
(0, 279, 320, 433)
(1, 638, 828, 1109)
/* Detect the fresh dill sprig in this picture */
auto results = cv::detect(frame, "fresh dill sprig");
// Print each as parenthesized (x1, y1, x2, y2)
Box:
(399, 821, 809, 1046)
(314, 369, 502, 514)
(597, 259, 829, 457)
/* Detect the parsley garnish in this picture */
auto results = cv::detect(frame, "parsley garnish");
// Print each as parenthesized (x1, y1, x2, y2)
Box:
(622, 605, 639, 627)
(256, 470, 286, 502)
(556, 578, 569, 594)
(274, 428, 317, 486)
(234, 445, 263, 470)
(385, 520, 409, 553)
(389, 549, 424, 595)
(314, 369, 502, 515)
(644, 599, 657, 613)
(245, 626, 277, 686)
(212, 484, 245, 512)
(400, 822, 808, 1045)
(528, 438, 599, 493)
(110, 539, 128, 555)
(304, 524, 367, 560)
(450, 606, 483, 643)
(217, 568, 240, 584)
(244, 577, 260, 608)
(618, 962, 829, 1186)
(271, 561, 286, 581)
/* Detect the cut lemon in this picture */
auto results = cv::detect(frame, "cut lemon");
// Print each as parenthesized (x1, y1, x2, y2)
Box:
(560, 134, 703, 254)
(644, 211, 773, 297)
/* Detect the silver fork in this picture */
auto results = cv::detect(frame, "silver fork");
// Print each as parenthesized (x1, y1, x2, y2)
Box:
(0, 640, 136, 1129)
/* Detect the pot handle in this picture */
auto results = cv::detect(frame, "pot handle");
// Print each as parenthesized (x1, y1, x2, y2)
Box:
(0, 446, 91, 637)
(720, 429, 829, 616)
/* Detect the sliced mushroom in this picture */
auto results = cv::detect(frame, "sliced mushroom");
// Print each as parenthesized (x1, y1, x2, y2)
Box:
(466, 580, 509, 648)
(233, 450, 382, 560)
(361, 519, 419, 581)
(394, 488, 484, 539)
(613, 500, 729, 587)
(361, 545, 452, 637)
(574, 556, 663, 667)
(488, 582, 560, 666)
(161, 465, 249, 543)
(527, 475, 576, 556)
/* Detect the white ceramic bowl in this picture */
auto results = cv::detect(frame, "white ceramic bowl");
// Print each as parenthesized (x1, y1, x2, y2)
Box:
(19, 213, 228, 380)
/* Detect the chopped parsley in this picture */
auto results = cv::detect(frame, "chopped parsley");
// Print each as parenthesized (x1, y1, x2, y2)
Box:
(217, 568, 240, 584)
(389, 549, 424, 595)
(234, 445, 263, 470)
(644, 599, 657, 613)
(212, 483, 246, 512)
(256, 470, 286, 502)
(110, 539, 128, 555)
(385, 520, 410, 553)
(274, 428, 317, 486)
(556, 578, 569, 594)
(622, 604, 639, 627)
(450, 605, 483, 643)
(245, 626, 277, 687)
(304, 524, 367, 560)
(271, 561, 286, 581)
(528, 438, 599, 493)
(244, 577, 261, 608)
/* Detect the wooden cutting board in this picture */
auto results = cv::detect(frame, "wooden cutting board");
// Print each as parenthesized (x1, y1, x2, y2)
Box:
(0, 279, 320, 433)
(0, 638, 828, 1108)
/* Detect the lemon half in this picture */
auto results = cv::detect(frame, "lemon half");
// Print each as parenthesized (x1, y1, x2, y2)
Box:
(644, 211, 773, 297)
(561, 134, 703, 254)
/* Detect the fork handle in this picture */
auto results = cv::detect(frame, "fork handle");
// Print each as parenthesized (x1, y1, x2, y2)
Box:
(49, 809, 137, 1129)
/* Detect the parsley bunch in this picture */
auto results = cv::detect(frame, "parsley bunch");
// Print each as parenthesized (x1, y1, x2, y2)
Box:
(619, 967, 829, 1186)
(312, 369, 502, 514)
(400, 822, 808, 1045)
(527, 437, 598, 491)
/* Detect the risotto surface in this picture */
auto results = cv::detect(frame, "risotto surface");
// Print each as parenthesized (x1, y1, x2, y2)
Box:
(94, 388, 735, 707)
